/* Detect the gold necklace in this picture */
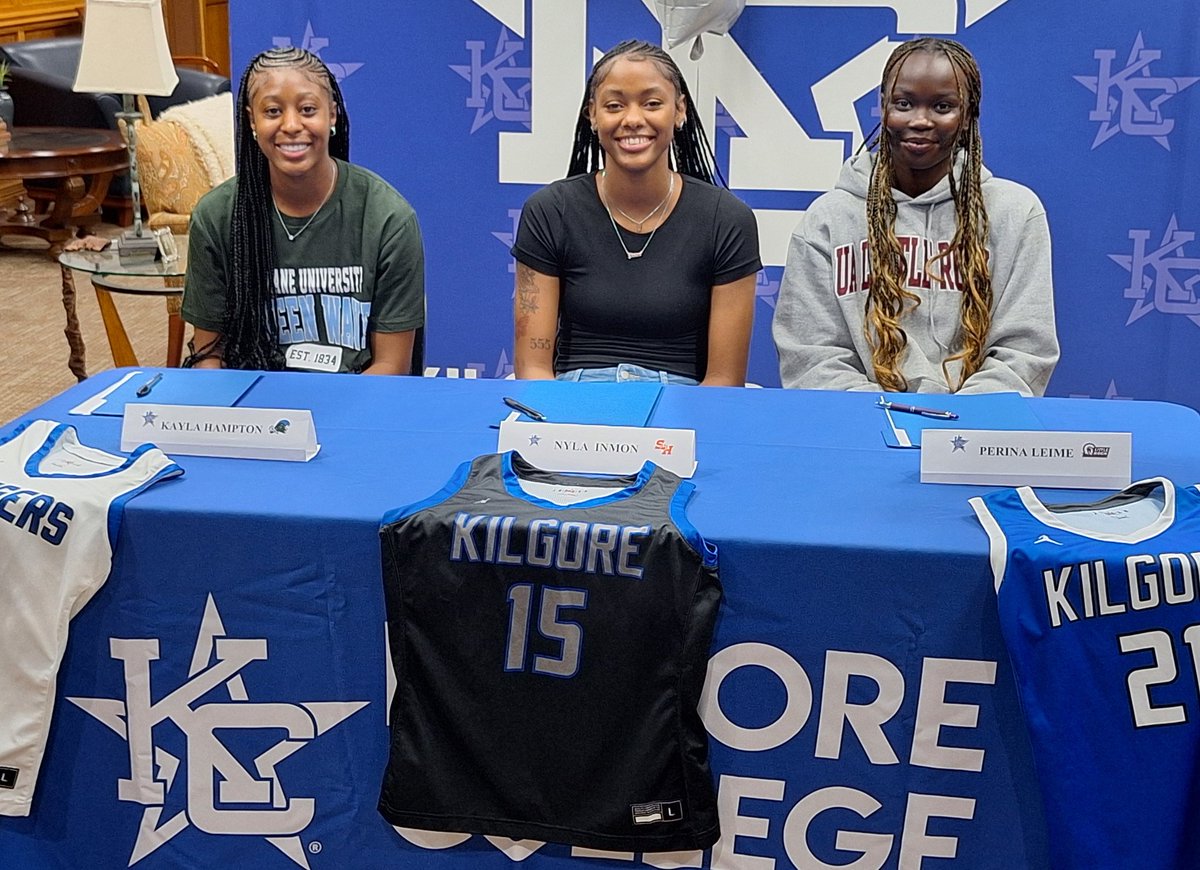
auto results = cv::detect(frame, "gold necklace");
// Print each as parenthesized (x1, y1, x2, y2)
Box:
(600, 170, 675, 261)
(273, 164, 338, 242)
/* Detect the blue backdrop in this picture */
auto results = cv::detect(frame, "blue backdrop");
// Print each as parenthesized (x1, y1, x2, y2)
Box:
(229, 1, 1200, 398)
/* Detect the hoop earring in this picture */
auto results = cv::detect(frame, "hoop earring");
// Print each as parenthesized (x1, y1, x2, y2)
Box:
(251, 129, 257, 140)
(331, 124, 337, 136)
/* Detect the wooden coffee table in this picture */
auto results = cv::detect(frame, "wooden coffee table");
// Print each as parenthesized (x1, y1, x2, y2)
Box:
(0, 127, 130, 380)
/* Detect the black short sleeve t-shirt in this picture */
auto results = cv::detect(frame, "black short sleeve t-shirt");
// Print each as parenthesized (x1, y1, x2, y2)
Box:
(512, 173, 761, 380)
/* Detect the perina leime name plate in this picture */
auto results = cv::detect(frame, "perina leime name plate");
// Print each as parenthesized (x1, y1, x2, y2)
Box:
(920, 429, 1131, 489)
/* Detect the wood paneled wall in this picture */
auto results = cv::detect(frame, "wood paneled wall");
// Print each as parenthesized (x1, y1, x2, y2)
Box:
(162, 0, 229, 77)
(0, 0, 229, 77)
(0, 0, 85, 43)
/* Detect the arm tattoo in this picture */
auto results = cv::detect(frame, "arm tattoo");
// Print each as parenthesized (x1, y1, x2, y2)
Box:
(515, 263, 540, 339)
(516, 263, 540, 316)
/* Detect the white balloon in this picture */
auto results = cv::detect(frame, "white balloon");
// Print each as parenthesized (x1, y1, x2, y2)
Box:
(654, 0, 747, 58)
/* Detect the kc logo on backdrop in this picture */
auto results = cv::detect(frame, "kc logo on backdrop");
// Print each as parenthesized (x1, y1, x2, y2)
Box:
(451, 27, 532, 133)
(1074, 32, 1198, 150)
(1075, 33, 1199, 385)
(272, 21, 364, 82)
(1109, 215, 1200, 327)
(68, 595, 368, 868)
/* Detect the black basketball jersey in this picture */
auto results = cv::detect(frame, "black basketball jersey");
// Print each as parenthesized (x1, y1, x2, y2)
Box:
(378, 452, 722, 852)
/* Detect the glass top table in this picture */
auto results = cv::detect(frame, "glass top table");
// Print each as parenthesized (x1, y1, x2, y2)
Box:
(58, 234, 188, 284)
(58, 235, 189, 368)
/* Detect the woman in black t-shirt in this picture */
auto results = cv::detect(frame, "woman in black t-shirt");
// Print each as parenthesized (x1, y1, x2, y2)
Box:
(511, 40, 761, 385)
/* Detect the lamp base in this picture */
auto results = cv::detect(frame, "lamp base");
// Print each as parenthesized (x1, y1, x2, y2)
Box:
(117, 227, 160, 265)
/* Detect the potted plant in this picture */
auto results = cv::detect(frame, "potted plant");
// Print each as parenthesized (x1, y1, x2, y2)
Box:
(0, 60, 13, 131)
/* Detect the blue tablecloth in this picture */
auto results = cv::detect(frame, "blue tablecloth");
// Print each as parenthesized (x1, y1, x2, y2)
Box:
(2, 370, 1198, 869)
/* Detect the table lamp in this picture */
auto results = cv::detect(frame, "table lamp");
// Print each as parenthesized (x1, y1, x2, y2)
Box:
(72, 0, 178, 263)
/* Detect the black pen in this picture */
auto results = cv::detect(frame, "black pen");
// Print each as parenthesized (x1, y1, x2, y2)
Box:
(503, 396, 547, 422)
(877, 397, 958, 420)
(135, 373, 163, 398)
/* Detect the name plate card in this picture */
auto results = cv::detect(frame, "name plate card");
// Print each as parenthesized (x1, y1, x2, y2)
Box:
(497, 420, 696, 478)
(121, 403, 320, 462)
(920, 429, 1131, 489)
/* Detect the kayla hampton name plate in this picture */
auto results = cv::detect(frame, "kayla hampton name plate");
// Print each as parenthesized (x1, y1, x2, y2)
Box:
(498, 420, 696, 478)
(122, 403, 320, 461)
(920, 429, 1131, 489)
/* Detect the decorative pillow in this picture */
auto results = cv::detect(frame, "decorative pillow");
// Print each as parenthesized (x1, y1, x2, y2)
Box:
(132, 116, 213, 218)
(126, 92, 235, 224)
(160, 91, 236, 184)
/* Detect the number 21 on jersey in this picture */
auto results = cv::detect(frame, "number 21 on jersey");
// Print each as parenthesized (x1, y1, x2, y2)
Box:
(1120, 623, 1200, 727)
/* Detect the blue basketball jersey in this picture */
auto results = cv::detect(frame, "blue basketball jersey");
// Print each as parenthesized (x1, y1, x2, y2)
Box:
(970, 478, 1200, 870)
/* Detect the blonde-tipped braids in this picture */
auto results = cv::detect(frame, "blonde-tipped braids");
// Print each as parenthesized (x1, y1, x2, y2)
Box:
(866, 37, 991, 392)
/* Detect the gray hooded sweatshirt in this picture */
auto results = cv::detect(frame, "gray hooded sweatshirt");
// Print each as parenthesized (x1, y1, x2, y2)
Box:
(772, 150, 1059, 395)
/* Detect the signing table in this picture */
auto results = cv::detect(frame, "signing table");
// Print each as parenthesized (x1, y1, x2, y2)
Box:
(1, 372, 1199, 869)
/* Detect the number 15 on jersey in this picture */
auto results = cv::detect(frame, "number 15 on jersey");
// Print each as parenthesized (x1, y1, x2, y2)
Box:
(505, 582, 588, 678)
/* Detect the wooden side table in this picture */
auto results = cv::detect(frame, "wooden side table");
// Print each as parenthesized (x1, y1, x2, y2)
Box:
(0, 127, 130, 380)
(58, 235, 188, 368)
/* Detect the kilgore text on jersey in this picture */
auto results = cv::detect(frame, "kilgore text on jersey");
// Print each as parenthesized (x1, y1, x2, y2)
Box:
(450, 512, 650, 579)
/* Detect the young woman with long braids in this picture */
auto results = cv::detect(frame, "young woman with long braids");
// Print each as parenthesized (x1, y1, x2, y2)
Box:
(182, 47, 425, 373)
(511, 39, 761, 385)
(773, 37, 1058, 395)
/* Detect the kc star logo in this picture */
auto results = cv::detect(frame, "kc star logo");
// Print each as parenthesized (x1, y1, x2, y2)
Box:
(1074, 32, 1199, 150)
(451, 26, 531, 133)
(1109, 215, 1200, 326)
(68, 595, 368, 868)
(272, 21, 364, 83)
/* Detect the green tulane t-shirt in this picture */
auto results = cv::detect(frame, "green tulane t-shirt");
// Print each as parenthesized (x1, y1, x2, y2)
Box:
(183, 159, 425, 373)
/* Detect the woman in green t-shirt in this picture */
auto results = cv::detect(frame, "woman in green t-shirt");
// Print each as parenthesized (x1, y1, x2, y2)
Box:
(183, 47, 425, 374)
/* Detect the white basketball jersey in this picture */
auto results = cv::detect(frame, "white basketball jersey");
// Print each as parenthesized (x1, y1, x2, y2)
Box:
(0, 420, 182, 817)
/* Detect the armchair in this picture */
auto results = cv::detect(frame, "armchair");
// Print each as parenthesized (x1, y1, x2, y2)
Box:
(0, 36, 230, 124)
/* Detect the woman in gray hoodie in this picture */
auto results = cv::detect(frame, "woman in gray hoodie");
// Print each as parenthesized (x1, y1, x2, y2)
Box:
(772, 37, 1059, 395)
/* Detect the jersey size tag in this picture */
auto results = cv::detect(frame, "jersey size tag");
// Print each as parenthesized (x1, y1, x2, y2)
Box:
(285, 343, 343, 373)
(39, 454, 94, 474)
(520, 481, 624, 505)
(0, 767, 18, 789)
(631, 799, 683, 825)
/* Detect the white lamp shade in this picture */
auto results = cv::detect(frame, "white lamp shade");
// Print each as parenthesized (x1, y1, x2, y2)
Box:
(73, 0, 179, 96)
